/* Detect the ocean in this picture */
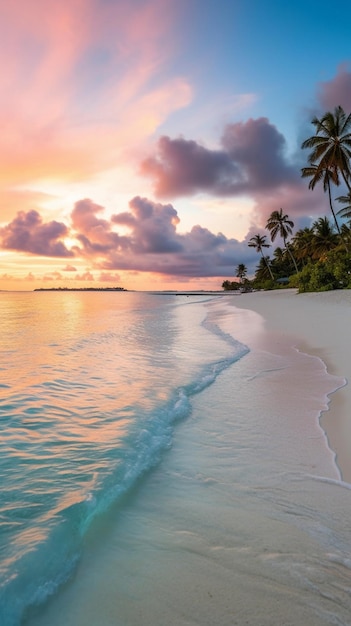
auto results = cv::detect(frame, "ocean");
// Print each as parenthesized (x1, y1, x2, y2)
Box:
(1, 291, 350, 626)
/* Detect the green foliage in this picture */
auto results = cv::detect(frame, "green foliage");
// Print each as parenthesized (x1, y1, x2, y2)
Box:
(236, 263, 247, 282)
(251, 277, 276, 290)
(223, 107, 351, 294)
(266, 209, 298, 273)
(290, 249, 351, 292)
(323, 249, 351, 287)
(301, 106, 351, 191)
(248, 234, 275, 280)
(222, 280, 240, 291)
(306, 263, 336, 292)
(301, 106, 351, 242)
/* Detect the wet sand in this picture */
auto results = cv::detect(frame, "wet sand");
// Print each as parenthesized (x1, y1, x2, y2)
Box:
(231, 288, 351, 481)
(23, 290, 351, 626)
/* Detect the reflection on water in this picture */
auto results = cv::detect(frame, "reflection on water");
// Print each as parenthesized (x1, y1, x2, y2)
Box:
(0, 291, 245, 626)
(19, 295, 351, 626)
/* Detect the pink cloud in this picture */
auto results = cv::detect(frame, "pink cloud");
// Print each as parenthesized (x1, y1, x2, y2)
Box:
(71, 199, 128, 255)
(74, 271, 94, 281)
(0, 195, 250, 278)
(221, 118, 298, 189)
(317, 64, 351, 111)
(0, 186, 323, 281)
(88, 196, 254, 277)
(140, 118, 298, 199)
(0, 190, 56, 222)
(0, 0, 190, 188)
(113, 196, 182, 253)
(62, 264, 77, 272)
(0, 210, 73, 257)
(247, 185, 326, 237)
(99, 272, 122, 283)
(140, 136, 238, 197)
(43, 271, 63, 281)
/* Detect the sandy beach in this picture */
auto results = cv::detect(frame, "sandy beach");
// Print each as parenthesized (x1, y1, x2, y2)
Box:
(231, 288, 351, 482)
(20, 288, 351, 626)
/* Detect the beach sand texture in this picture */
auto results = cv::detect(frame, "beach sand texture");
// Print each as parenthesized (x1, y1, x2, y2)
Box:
(24, 288, 351, 626)
(233, 288, 351, 482)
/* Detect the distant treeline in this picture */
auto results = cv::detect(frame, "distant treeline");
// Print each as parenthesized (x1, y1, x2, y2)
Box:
(34, 287, 127, 292)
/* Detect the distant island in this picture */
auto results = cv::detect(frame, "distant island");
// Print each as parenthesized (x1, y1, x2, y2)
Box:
(34, 287, 127, 292)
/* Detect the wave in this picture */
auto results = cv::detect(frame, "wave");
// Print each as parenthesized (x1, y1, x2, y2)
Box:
(0, 309, 249, 626)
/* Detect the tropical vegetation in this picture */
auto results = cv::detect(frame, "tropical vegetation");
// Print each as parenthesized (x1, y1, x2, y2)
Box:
(248, 234, 274, 280)
(222, 105, 351, 293)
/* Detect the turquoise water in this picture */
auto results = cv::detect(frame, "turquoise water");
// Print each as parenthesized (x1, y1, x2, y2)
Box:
(2, 291, 351, 625)
(0, 292, 248, 626)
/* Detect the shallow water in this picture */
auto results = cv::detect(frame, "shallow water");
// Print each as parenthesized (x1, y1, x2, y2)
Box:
(0, 291, 247, 625)
(1, 292, 350, 625)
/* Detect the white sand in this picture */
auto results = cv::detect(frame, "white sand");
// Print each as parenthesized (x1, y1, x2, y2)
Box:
(231, 288, 351, 481)
(23, 290, 351, 626)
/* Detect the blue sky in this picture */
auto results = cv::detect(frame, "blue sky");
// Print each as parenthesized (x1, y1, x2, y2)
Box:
(0, 0, 350, 290)
(167, 0, 351, 144)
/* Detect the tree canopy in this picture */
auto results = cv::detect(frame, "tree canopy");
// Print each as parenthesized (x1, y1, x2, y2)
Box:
(223, 106, 351, 293)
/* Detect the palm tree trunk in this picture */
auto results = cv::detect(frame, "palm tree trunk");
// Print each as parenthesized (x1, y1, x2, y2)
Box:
(260, 249, 274, 280)
(327, 178, 341, 234)
(284, 238, 298, 273)
(327, 179, 349, 251)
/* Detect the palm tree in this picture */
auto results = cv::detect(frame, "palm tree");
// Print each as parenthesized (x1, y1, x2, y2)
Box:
(336, 191, 351, 221)
(248, 234, 274, 280)
(340, 223, 351, 249)
(301, 163, 341, 235)
(301, 106, 351, 251)
(311, 217, 338, 259)
(271, 246, 293, 279)
(254, 256, 274, 283)
(291, 227, 315, 264)
(235, 263, 247, 284)
(272, 246, 287, 268)
(266, 209, 298, 272)
(301, 105, 351, 192)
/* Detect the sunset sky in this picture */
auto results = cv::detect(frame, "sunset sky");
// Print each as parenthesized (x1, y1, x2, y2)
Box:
(1, 0, 351, 291)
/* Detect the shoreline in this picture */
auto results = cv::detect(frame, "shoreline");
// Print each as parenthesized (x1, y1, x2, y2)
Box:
(229, 288, 351, 481)
(23, 291, 351, 626)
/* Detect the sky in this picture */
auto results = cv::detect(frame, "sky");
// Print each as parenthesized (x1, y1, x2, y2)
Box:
(1, 0, 351, 291)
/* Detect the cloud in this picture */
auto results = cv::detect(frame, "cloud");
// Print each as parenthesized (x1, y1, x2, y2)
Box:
(99, 271, 122, 283)
(0, 189, 57, 222)
(221, 118, 298, 189)
(317, 64, 351, 111)
(140, 118, 298, 198)
(0, 185, 316, 280)
(70, 197, 186, 262)
(95, 196, 256, 277)
(71, 199, 127, 254)
(0, 0, 191, 189)
(248, 184, 327, 233)
(140, 136, 239, 197)
(62, 264, 77, 272)
(66, 190, 332, 278)
(74, 271, 94, 281)
(43, 271, 63, 281)
(0, 195, 250, 278)
(139, 114, 336, 233)
(0, 210, 73, 257)
(113, 196, 182, 253)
